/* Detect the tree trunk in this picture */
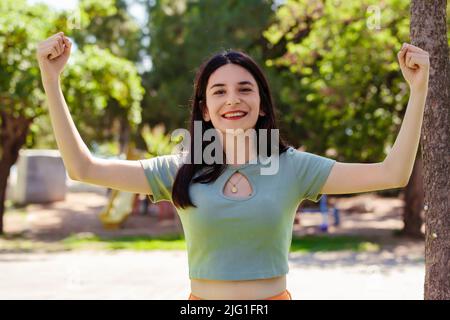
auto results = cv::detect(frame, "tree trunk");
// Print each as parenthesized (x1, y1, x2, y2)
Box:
(411, 0, 450, 300)
(0, 111, 33, 234)
(401, 150, 424, 238)
(118, 115, 130, 156)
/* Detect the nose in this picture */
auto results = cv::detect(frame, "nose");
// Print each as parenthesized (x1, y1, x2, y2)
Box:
(226, 94, 241, 106)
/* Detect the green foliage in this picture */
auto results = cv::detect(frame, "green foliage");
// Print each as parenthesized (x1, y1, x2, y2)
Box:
(91, 140, 121, 158)
(1, 233, 380, 252)
(3, 0, 447, 171)
(62, 233, 187, 251)
(141, 0, 276, 131)
(49, 0, 146, 151)
(141, 123, 181, 157)
(265, 0, 410, 162)
(63, 45, 144, 126)
(70, 0, 143, 62)
(290, 235, 380, 252)
(0, 0, 144, 151)
(0, 0, 53, 120)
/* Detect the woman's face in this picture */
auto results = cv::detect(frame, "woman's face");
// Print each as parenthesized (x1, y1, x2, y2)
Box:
(203, 64, 265, 135)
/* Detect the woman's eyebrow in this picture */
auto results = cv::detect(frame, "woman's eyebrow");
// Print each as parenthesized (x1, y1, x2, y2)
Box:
(209, 81, 254, 91)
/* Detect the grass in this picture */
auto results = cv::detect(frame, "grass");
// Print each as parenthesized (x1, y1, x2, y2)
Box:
(61, 233, 380, 252)
(4, 200, 27, 216)
(290, 235, 380, 253)
(61, 233, 187, 251)
(0, 232, 380, 253)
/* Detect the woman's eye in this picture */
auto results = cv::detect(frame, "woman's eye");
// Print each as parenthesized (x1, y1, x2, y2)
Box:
(214, 88, 251, 95)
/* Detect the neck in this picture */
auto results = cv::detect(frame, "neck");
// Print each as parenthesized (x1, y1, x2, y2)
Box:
(220, 129, 258, 166)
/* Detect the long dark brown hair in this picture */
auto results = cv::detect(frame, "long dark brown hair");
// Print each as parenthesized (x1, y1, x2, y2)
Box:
(172, 49, 291, 209)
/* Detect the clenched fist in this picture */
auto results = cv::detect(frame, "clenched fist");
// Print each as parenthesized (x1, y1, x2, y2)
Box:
(36, 32, 72, 82)
(397, 43, 430, 92)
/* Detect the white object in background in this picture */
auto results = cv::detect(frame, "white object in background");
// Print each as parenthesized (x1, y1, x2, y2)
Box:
(13, 149, 67, 204)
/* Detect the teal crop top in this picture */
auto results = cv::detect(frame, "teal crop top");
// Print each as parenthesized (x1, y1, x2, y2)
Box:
(139, 146, 336, 281)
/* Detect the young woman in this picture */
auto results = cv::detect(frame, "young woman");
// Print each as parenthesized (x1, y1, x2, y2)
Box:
(36, 32, 429, 300)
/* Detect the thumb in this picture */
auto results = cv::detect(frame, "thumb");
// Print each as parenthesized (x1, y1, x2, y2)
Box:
(62, 36, 72, 56)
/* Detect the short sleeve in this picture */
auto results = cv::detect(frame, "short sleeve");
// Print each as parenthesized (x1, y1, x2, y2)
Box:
(138, 154, 184, 203)
(287, 147, 336, 203)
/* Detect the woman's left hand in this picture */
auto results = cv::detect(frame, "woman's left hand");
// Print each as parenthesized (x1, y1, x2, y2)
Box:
(397, 43, 430, 92)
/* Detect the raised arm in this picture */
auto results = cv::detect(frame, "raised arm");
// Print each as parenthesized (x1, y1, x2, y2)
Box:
(320, 43, 429, 195)
(383, 43, 429, 185)
(37, 32, 91, 180)
(37, 32, 152, 195)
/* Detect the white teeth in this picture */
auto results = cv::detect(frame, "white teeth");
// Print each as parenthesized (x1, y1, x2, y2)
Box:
(223, 112, 246, 118)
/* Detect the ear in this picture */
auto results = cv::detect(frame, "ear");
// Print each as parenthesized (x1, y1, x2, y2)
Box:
(259, 109, 266, 117)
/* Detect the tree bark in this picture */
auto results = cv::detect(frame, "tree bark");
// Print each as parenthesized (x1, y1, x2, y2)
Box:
(411, 0, 450, 300)
(0, 111, 33, 234)
(401, 150, 424, 238)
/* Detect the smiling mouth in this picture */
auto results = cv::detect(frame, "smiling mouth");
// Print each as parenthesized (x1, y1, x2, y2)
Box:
(222, 111, 248, 120)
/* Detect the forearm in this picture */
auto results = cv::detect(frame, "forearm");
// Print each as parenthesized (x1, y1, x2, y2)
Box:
(383, 88, 427, 185)
(42, 76, 92, 180)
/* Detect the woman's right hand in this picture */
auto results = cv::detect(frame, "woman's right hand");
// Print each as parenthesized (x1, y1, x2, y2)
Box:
(36, 32, 72, 82)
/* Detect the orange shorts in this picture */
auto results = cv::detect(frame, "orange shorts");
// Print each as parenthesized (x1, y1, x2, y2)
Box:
(188, 289, 292, 300)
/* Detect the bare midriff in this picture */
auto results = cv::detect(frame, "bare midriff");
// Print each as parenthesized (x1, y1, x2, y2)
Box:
(190, 275, 286, 300)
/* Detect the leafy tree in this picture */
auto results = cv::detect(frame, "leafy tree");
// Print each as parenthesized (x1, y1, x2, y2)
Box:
(62, 45, 144, 147)
(263, 0, 437, 237)
(264, 0, 411, 162)
(265, 0, 449, 242)
(140, 0, 277, 131)
(53, 0, 145, 153)
(71, 0, 143, 63)
(0, 0, 143, 234)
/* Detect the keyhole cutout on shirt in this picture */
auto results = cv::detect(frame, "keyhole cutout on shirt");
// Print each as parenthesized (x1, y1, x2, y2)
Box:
(222, 171, 254, 199)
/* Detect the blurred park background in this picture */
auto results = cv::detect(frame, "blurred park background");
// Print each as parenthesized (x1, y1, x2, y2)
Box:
(0, 0, 448, 299)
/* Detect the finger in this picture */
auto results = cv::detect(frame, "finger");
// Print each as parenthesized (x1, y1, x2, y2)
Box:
(403, 43, 428, 55)
(52, 31, 64, 39)
(55, 39, 63, 56)
(43, 42, 58, 54)
(57, 38, 63, 55)
(48, 47, 58, 60)
(410, 54, 429, 68)
(52, 46, 60, 59)
(407, 57, 417, 69)
(62, 36, 71, 52)
(408, 59, 419, 69)
(397, 48, 407, 67)
(59, 36, 66, 52)
(48, 39, 60, 56)
(406, 53, 426, 69)
(407, 52, 428, 62)
(54, 41, 62, 56)
(62, 36, 70, 47)
(38, 42, 54, 59)
(406, 52, 419, 69)
(40, 43, 55, 53)
(405, 52, 427, 67)
(406, 51, 412, 67)
(49, 32, 64, 43)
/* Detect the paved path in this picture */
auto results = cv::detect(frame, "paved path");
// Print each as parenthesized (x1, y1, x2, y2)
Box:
(0, 249, 424, 300)
(3, 191, 425, 299)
